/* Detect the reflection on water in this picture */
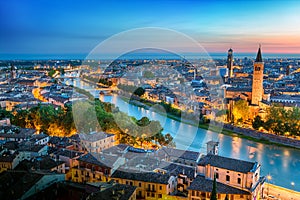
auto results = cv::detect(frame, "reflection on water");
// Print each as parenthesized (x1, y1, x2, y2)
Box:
(65, 78, 300, 191)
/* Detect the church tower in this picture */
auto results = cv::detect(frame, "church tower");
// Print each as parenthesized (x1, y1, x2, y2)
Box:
(227, 48, 233, 78)
(251, 46, 264, 105)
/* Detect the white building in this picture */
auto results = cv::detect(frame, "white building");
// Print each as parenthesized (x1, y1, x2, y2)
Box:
(79, 131, 116, 153)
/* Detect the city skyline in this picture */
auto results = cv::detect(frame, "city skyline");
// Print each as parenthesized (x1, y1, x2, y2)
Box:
(1, 0, 300, 57)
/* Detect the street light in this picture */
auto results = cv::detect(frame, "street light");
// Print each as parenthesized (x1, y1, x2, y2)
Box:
(267, 174, 272, 197)
(291, 182, 295, 200)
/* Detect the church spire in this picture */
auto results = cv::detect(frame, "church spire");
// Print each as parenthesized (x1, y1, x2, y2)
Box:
(255, 45, 262, 62)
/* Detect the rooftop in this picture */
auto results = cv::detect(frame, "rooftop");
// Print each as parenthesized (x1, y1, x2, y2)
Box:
(77, 152, 119, 168)
(157, 147, 200, 162)
(111, 170, 172, 184)
(79, 132, 114, 142)
(89, 182, 137, 200)
(188, 175, 251, 195)
(197, 154, 257, 173)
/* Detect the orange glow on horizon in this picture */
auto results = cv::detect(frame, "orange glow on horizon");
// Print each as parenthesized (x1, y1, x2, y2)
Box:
(200, 34, 300, 54)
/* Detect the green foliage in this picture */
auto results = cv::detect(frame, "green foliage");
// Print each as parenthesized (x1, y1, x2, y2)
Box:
(73, 86, 94, 100)
(59, 68, 65, 75)
(210, 174, 217, 200)
(0, 109, 12, 120)
(264, 105, 300, 136)
(99, 78, 113, 86)
(224, 194, 229, 200)
(143, 70, 155, 79)
(232, 100, 249, 123)
(134, 87, 145, 96)
(117, 84, 145, 96)
(10, 97, 174, 147)
(12, 104, 76, 136)
(252, 115, 263, 130)
(48, 69, 56, 77)
(159, 101, 181, 117)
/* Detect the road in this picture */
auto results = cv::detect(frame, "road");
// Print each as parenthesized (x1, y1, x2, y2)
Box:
(264, 183, 300, 200)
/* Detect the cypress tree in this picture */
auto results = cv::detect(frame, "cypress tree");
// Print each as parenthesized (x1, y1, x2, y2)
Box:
(224, 194, 229, 200)
(210, 174, 217, 200)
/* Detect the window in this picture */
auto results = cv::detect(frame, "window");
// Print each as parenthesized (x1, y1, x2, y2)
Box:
(226, 175, 230, 182)
(240, 195, 244, 198)
(151, 193, 155, 197)
(139, 182, 142, 187)
(159, 186, 162, 190)
(238, 178, 241, 184)
(215, 173, 219, 179)
(158, 194, 162, 198)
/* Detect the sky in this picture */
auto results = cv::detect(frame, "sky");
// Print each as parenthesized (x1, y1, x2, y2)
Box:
(0, 0, 300, 58)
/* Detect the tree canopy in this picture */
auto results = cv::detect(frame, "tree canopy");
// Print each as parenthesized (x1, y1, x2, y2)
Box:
(10, 99, 175, 148)
(232, 100, 249, 124)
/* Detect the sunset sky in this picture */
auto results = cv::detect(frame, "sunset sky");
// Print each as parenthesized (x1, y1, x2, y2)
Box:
(0, 0, 300, 57)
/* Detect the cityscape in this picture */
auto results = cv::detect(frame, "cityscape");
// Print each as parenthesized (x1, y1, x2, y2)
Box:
(0, 1, 300, 200)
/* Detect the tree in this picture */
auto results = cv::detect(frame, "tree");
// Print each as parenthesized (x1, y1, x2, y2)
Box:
(252, 115, 264, 130)
(0, 109, 12, 120)
(48, 69, 56, 77)
(224, 194, 229, 200)
(143, 71, 154, 79)
(210, 174, 217, 200)
(232, 100, 249, 124)
(134, 87, 145, 97)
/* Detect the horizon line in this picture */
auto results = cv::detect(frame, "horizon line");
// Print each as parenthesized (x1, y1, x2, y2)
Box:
(0, 52, 300, 61)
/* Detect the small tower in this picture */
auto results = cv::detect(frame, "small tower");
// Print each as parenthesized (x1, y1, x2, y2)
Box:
(10, 64, 17, 80)
(251, 45, 264, 105)
(227, 48, 234, 78)
(207, 141, 219, 155)
(286, 65, 291, 76)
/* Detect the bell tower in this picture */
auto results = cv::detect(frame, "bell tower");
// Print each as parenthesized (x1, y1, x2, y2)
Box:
(227, 48, 233, 78)
(251, 46, 264, 105)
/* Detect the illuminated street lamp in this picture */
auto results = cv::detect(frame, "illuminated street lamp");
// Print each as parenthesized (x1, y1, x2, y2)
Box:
(267, 174, 272, 197)
(290, 182, 295, 200)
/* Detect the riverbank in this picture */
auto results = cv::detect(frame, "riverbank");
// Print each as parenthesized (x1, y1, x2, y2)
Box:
(264, 183, 300, 199)
(119, 95, 300, 150)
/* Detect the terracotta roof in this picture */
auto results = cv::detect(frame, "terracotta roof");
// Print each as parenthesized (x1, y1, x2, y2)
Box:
(197, 154, 257, 173)
(111, 170, 171, 184)
(188, 175, 251, 195)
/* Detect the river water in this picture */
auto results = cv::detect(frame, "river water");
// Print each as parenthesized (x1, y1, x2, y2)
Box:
(65, 78, 300, 191)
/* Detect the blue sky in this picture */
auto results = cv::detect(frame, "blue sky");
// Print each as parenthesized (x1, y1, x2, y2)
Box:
(0, 0, 300, 57)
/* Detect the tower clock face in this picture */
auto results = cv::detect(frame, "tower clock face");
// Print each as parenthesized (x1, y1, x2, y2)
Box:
(255, 66, 261, 71)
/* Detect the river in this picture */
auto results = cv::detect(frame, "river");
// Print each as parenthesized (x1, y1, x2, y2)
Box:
(65, 78, 300, 191)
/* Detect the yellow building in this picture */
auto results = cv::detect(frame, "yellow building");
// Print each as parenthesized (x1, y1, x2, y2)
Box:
(79, 132, 116, 153)
(111, 170, 178, 200)
(71, 152, 125, 183)
(0, 151, 22, 173)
